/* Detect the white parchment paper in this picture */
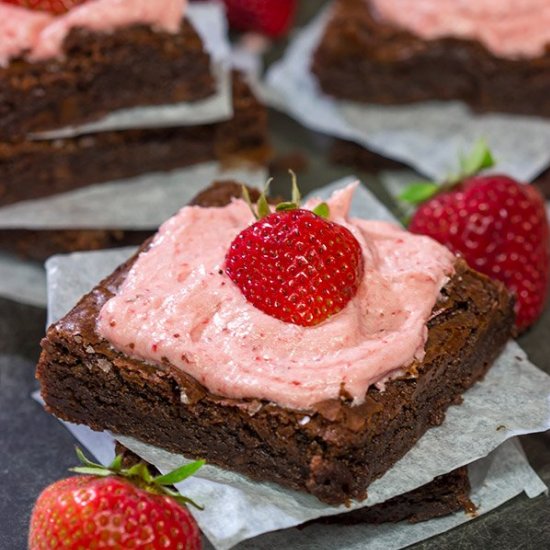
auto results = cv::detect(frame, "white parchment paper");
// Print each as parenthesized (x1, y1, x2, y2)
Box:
(30, 392, 547, 550)
(0, 253, 47, 308)
(41, 177, 550, 548)
(27, 390, 548, 550)
(264, 6, 550, 182)
(0, 162, 268, 230)
(30, 2, 233, 140)
(0, 162, 267, 307)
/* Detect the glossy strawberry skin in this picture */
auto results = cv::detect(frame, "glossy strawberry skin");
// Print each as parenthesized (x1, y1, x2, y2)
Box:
(221, 0, 297, 37)
(409, 175, 550, 331)
(225, 208, 364, 326)
(29, 475, 201, 550)
(1, 0, 87, 15)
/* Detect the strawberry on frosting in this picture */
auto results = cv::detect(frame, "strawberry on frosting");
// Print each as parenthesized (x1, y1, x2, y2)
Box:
(97, 183, 456, 410)
(225, 184, 364, 327)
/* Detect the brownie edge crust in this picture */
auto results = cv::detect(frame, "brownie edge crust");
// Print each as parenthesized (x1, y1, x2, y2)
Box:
(37, 183, 514, 506)
(0, 19, 215, 141)
(311, 0, 550, 117)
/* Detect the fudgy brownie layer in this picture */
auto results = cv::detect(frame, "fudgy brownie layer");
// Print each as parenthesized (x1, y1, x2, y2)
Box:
(312, 0, 550, 117)
(312, 467, 472, 525)
(0, 19, 215, 141)
(330, 139, 407, 174)
(0, 73, 270, 207)
(116, 441, 472, 525)
(37, 182, 514, 505)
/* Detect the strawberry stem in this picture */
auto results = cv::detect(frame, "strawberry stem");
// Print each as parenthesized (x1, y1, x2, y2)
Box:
(70, 447, 205, 510)
(312, 202, 330, 219)
(399, 139, 496, 206)
(154, 460, 206, 486)
(242, 171, 331, 219)
(257, 179, 272, 219)
(456, 138, 495, 181)
(289, 170, 301, 204)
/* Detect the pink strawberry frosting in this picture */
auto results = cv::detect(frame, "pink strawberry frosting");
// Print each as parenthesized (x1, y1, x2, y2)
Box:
(0, 0, 186, 66)
(97, 184, 456, 410)
(369, 0, 550, 59)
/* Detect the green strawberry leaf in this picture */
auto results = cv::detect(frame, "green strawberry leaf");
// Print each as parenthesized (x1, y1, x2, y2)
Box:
(72, 447, 205, 510)
(162, 486, 205, 510)
(398, 182, 440, 205)
(108, 454, 123, 472)
(70, 466, 114, 477)
(75, 446, 104, 469)
(154, 460, 205, 486)
(257, 178, 273, 219)
(275, 201, 299, 212)
(459, 138, 495, 179)
(241, 185, 257, 219)
(312, 202, 330, 219)
(126, 462, 154, 484)
(289, 170, 301, 204)
(257, 194, 271, 219)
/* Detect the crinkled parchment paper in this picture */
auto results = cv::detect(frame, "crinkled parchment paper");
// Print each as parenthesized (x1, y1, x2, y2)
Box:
(30, 2, 234, 139)
(264, 5, 550, 182)
(0, 163, 267, 307)
(40, 177, 550, 548)
(0, 162, 268, 230)
(30, 392, 547, 550)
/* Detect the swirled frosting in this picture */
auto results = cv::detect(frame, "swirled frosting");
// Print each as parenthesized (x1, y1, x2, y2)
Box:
(97, 184, 456, 410)
(0, 0, 186, 66)
(370, 0, 550, 59)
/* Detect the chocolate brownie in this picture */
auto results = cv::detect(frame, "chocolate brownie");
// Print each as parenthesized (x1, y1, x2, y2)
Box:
(37, 181, 514, 505)
(330, 139, 408, 174)
(0, 19, 215, 141)
(312, 0, 550, 117)
(116, 441, 473, 525)
(534, 168, 550, 200)
(313, 466, 472, 525)
(0, 228, 152, 263)
(0, 73, 270, 207)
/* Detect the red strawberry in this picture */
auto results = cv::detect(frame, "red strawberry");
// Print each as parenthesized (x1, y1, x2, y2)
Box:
(1, 0, 87, 15)
(221, 0, 297, 37)
(225, 183, 364, 326)
(404, 145, 550, 331)
(29, 448, 204, 550)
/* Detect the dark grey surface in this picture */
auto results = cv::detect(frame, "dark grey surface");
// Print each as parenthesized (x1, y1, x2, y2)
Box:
(1, 111, 549, 549)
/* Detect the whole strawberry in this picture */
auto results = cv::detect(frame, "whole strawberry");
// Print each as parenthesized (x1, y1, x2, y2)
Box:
(402, 141, 550, 331)
(221, 0, 297, 37)
(29, 448, 204, 550)
(225, 176, 364, 326)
